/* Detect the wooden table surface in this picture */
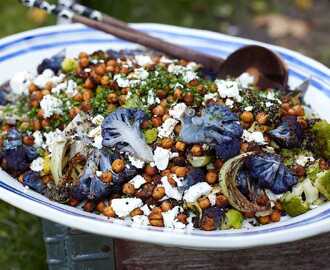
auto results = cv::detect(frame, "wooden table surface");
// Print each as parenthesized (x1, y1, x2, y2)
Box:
(114, 233, 330, 270)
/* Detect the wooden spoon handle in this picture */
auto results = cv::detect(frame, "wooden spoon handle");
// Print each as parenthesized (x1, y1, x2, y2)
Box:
(73, 15, 223, 71)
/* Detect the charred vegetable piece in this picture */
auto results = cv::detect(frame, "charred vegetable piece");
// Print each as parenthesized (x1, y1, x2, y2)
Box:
(268, 116, 303, 148)
(22, 171, 45, 193)
(180, 168, 205, 192)
(180, 104, 243, 160)
(246, 153, 297, 194)
(282, 195, 309, 217)
(102, 108, 153, 162)
(312, 120, 330, 159)
(200, 207, 224, 230)
(221, 209, 244, 229)
(37, 49, 65, 74)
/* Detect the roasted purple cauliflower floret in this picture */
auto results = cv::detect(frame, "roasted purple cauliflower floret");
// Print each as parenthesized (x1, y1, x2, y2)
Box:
(245, 153, 297, 194)
(268, 116, 303, 148)
(0, 90, 8, 105)
(22, 171, 45, 193)
(180, 168, 205, 192)
(102, 108, 153, 162)
(180, 104, 243, 160)
(0, 128, 38, 176)
(198, 207, 224, 230)
(37, 49, 65, 74)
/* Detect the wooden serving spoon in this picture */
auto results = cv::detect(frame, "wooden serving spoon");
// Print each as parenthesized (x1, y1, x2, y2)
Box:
(20, 0, 288, 90)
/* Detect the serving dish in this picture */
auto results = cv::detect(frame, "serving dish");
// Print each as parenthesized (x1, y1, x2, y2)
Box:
(0, 23, 330, 250)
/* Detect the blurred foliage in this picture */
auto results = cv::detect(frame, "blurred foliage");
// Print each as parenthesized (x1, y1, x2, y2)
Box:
(0, 202, 46, 270)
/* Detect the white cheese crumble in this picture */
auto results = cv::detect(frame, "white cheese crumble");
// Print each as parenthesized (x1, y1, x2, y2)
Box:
(32, 130, 43, 148)
(296, 155, 315, 167)
(203, 92, 218, 104)
(30, 157, 44, 172)
(131, 67, 149, 80)
(128, 155, 145, 169)
(242, 130, 266, 145)
(183, 182, 212, 203)
(225, 98, 234, 108)
(111, 198, 143, 218)
(182, 70, 198, 83)
(135, 55, 153, 66)
(40, 95, 64, 118)
(129, 175, 146, 189)
(10, 71, 33, 95)
(169, 103, 187, 120)
(132, 215, 150, 226)
(114, 74, 130, 88)
(208, 193, 217, 206)
(91, 114, 104, 125)
(167, 64, 198, 83)
(161, 206, 186, 229)
(146, 89, 160, 105)
(215, 79, 242, 102)
(141, 204, 151, 215)
(157, 118, 178, 138)
(161, 176, 182, 201)
(34, 69, 64, 89)
(44, 129, 65, 153)
(153, 147, 171, 170)
(244, 106, 254, 112)
(238, 72, 255, 88)
(265, 101, 273, 108)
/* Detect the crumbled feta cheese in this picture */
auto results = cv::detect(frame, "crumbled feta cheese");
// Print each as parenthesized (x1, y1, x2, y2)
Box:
(128, 155, 145, 169)
(111, 198, 143, 218)
(10, 71, 33, 95)
(135, 55, 153, 66)
(157, 118, 178, 138)
(96, 171, 103, 177)
(66, 80, 78, 97)
(132, 67, 149, 80)
(186, 62, 199, 71)
(147, 90, 160, 105)
(161, 206, 186, 229)
(141, 204, 151, 215)
(40, 95, 63, 118)
(159, 56, 173, 64)
(153, 147, 171, 170)
(242, 130, 266, 145)
(32, 130, 43, 148)
(265, 101, 273, 108)
(203, 93, 218, 103)
(91, 115, 104, 125)
(44, 129, 65, 153)
(92, 134, 103, 149)
(183, 182, 212, 203)
(129, 175, 146, 189)
(171, 175, 185, 188)
(114, 74, 130, 88)
(34, 69, 64, 89)
(215, 79, 242, 102)
(225, 98, 234, 108)
(161, 176, 182, 200)
(238, 72, 255, 88)
(168, 64, 185, 75)
(30, 157, 44, 172)
(244, 106, 254, 112)
(296, 155, 315, 167)
(208, 193, 217, 206)
(132, 215, 150, 226)
(169, 103, 187, 120)
(182, 70, 198, 83)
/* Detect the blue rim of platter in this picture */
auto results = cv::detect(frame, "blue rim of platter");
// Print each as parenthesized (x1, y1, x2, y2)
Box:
(0, 23, 329, 249)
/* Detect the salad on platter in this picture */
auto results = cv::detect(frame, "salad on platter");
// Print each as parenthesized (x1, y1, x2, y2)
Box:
(0, 48, 329, 231)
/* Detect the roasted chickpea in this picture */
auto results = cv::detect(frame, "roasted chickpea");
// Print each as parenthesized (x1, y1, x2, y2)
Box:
(156, 89, 167, 99)
(292, 105, 304, 116)
(83, 201, 95, 212)
(112, 159, 125, 173)
(270, 210, 281, 222)
(31, 119, 41, 131)
(79, 52, 89, 59)
(69, 107, 80, 119)
(84, 78, 95, 89)
(176, 213, 188, 224)
(80, 101, 92, 112)
(118, 95, 127, 105)
(206, 170, 218, 184)
(82, 89, 93, 101)
(256, 112, 268, 125)
(258, 215, 271, 225)
(183, 92, 194, 105)
(215, 194, 229, 208)
(130, 207, 144, 217)
(106, 93, 118, 104)
(213, 159, 224, 170)
(68, 198, 80, 207)
(96, 201, 106, 213)
(175, 141, 186, 152)
(198, 197, 211, 209)
(122, 183, 135, 195)
(95, 64, 106, 76)
(152, 105, 166, 116)
(161, 138, 174, 149)
(174, 124, 182, 135)
(41, 119, 50, 129)
(160, 200, 173, 212)
(100, 171, 113, 183)
(201, 216, 216, 231)
(173, 88, 182, 100)
(191, 145, 203, 156)
(151, 116, 162, 127)
(240, 111, 254, 123)
(175, 166, 188, 177)
(28, 83, 39, 93)
(148, 207, 164, 227)
(79, 57, 90, 68)
(73, 93, 83, 102)
(100, 75, 110, 86)
(22, 135, 34, 146)
(293, 165, 305, 177)
(144, 165, 157, 177)
(256, 194, 269, 206)
(103, 206, 116, 217)
(152, 186, 165, 200)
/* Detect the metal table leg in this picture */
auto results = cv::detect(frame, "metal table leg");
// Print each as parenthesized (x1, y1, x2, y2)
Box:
(42, 220, 116, 270)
